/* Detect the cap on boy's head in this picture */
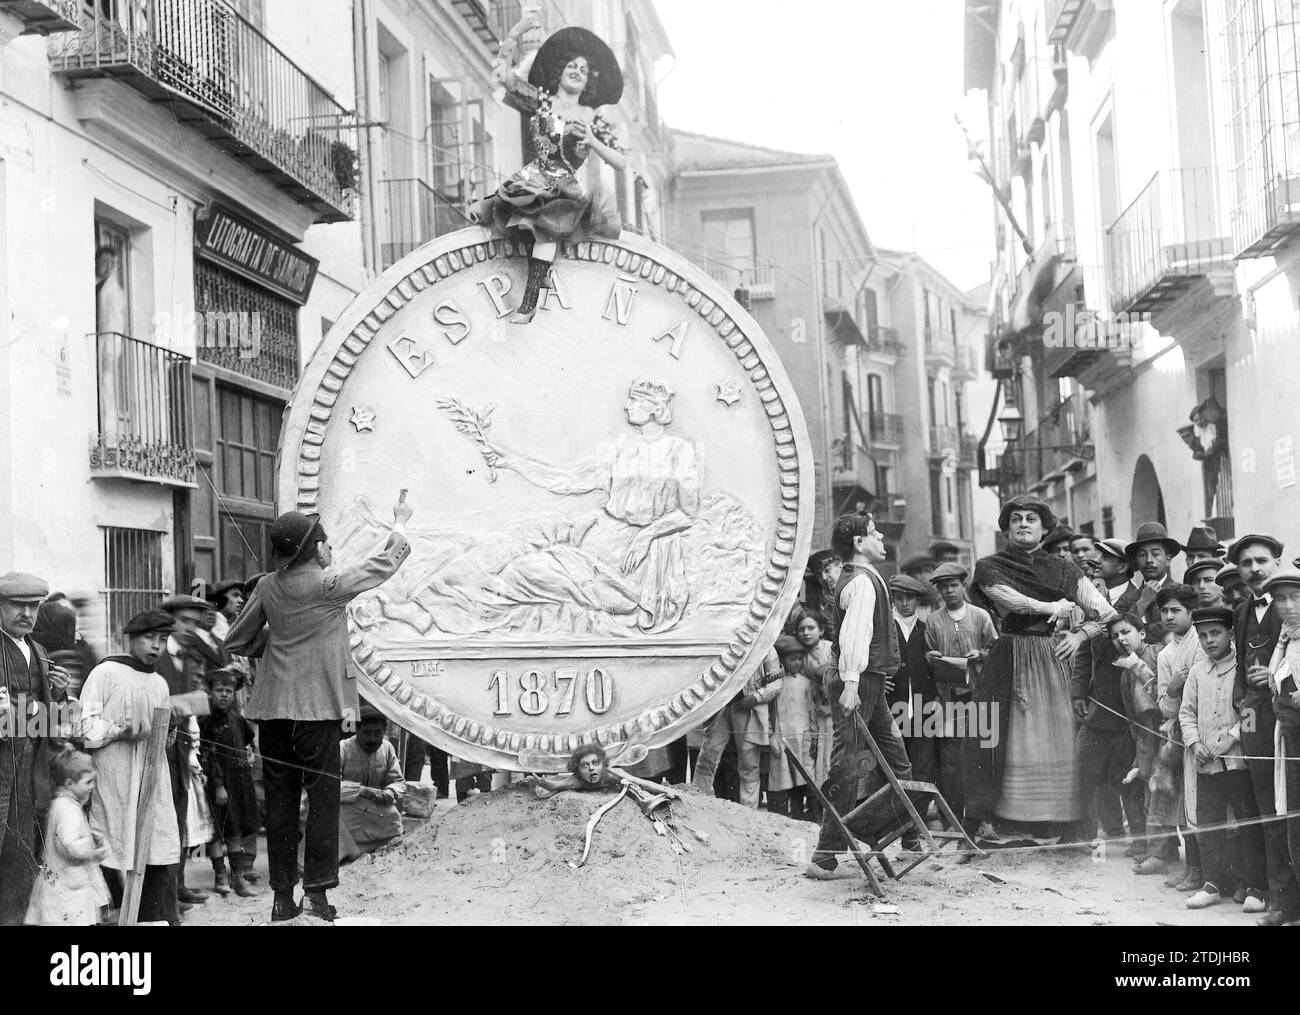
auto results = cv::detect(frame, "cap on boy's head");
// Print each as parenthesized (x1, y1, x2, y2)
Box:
(929, 540, 959, 558)
(888, 574, 930, 598)
(160, 595, 215, 615)
(1107, 611, 1144, 632)
(930, 562, 969, 583)
(1192, 605, 1235, 628)
(1215, 562, 1243, 588)
(1183, 558, 1221, 582)
(1262, 567, 1300, 595)
(123, 609, 174, 637)
(1095, 538, 1129, 563)
(358, 701, 386, 724)
(899, 555, 937, 576)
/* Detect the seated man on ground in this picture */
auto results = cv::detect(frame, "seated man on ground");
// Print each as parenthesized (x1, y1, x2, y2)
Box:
(338, 704, 406, 862)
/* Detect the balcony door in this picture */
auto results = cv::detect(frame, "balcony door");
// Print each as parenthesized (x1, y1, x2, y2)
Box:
(700, 209, 756, 289)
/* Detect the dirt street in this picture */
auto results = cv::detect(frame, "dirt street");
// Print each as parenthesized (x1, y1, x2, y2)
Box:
(186, 788, 1266, 927)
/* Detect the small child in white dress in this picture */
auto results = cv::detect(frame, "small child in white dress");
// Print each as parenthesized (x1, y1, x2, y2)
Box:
(26, 746, 111, 926)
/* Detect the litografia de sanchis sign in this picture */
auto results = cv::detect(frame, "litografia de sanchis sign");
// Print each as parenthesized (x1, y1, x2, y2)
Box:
(278, 229, 813, 770)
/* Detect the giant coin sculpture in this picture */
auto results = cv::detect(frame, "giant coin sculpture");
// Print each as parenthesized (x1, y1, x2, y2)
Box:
(278, 229, 813, 770)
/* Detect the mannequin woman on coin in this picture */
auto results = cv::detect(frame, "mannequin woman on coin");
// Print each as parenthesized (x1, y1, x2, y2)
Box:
(472, 16, 627, 324)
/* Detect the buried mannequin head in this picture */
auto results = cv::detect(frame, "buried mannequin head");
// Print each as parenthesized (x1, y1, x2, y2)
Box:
(569, 742, 610, 787)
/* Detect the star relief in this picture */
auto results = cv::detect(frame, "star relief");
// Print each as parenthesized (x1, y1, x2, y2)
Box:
(716, 383, 742, 408)
(350, 406, 377, 433)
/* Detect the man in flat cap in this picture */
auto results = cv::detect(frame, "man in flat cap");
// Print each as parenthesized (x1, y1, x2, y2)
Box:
(1180, 605, 1267, 913)
(1216, 562, 1247, 609)
(1095, 539, 1137, 605)
(924, 562, 997, 832)
(1042, 524, 1076, 561)
(1184, 558, 1226, 610)
(0, 572, 71, 925)
(888, 573, 938, 847)
(156, 593, 226, 908)
(338, 701, 406, 862)
(80, 609, 182, 925)
(1259, 567, 1300, 925)
(1226, 533, 1298, 924)
(226, 491, 413, 922)
(929, 541, 961, 565)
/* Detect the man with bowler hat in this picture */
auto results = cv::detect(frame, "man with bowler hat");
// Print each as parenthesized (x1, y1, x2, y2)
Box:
(1181, 525, 1226, 569)
(226, 491, 413, 922)
(0, 572, 71, 925)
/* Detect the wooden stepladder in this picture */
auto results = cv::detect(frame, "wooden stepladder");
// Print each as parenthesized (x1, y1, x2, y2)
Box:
(777, 712, 985, 894)
(118, 706, 171, 927)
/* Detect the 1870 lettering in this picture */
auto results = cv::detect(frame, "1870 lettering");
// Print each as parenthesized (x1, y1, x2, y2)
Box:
(488, 668, 614, 718)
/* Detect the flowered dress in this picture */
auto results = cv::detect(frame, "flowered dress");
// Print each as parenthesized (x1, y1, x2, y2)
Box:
(470, 94, 621, 246)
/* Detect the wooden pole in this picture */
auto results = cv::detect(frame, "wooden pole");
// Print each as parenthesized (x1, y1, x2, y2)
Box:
(119, 706, 171, 927)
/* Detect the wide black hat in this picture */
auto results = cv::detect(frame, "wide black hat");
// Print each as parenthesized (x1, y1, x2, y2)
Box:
(528, 27, 624, 107)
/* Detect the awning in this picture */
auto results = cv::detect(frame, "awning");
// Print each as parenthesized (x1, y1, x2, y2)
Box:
(825, 307, 866, 348)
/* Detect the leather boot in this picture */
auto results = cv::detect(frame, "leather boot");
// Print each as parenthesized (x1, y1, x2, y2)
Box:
(211, 859, 231, 898)
(510, 258, 550, 324)
(1174, 866, 1204, 892)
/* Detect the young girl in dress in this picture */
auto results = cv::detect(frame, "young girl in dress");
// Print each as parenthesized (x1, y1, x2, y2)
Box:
(771, 610, 835, 822)
(26, 747, 110, 926)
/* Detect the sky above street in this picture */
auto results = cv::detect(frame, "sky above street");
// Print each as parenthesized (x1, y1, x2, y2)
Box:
(654, 0, 991, 292)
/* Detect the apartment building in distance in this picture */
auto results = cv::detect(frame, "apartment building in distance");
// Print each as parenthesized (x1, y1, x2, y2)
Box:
(964, 0, 1300, 547)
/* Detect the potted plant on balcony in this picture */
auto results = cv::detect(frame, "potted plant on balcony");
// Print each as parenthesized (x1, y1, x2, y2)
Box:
(331, 140, 359, 197)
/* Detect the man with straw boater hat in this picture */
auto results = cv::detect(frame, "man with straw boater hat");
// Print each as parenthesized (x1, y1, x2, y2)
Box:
(226, 491, 413, 922)
(0, 572, 71, 925)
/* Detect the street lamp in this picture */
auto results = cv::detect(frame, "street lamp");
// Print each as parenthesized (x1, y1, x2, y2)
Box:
(998, 403, 1024, 443)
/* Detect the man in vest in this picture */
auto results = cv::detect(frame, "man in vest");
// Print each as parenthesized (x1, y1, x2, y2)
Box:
(1229, 533, 1298, 926)
(0, 572, 71, 925)
(807, 513, 913, 879)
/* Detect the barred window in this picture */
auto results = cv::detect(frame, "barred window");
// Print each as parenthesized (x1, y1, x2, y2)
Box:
(194, 261, 299, 391)
(101, 527, 169, 651)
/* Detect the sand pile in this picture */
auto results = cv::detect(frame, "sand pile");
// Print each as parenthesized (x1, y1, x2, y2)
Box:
(330, 786, 812, 925)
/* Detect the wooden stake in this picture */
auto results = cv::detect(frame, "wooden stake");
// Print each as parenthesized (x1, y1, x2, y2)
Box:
(119, 707, 171, 927)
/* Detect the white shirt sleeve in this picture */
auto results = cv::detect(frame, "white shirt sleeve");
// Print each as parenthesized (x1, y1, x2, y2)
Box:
(837, 573, 876, 681)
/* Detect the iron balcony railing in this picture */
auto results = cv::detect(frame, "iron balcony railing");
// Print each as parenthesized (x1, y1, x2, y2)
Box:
(924, 323, 957, 363)
(380, 178, 475, 270)
(866, 411, 903, 445)
(1104, 167, 1232, 315)
(703, 257, 775, 299)
(1223, 0, 1300, 257)
(52, 0, 352, 223)
(0, 0, 80, 35)
(866, 326, 905, 355)
(959, 432, 980, 467)
(929, 425, 960, 459)
(90, 332, 195, 486)
(1002, 398, 1094, 488)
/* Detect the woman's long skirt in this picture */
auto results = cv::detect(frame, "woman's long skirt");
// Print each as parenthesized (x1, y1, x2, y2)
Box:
(995, 635, 1083, 823)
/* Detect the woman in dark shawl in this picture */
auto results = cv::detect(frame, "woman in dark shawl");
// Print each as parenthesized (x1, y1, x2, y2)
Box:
(965, 496, 1118, 834)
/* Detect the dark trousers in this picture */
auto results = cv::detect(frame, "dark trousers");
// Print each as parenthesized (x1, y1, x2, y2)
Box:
(813, 672, 914, 862)
(1286, 749, 1300, 917)
(257, 718, 342, 894)
(1242, 720, 1299, 911)
(104, 864, 180, 926)
(1077, 725, 1145, 839)
(1197, 768, 1266, 893)
(899, 729, 937, 841)
(402, 737, 451, 797)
